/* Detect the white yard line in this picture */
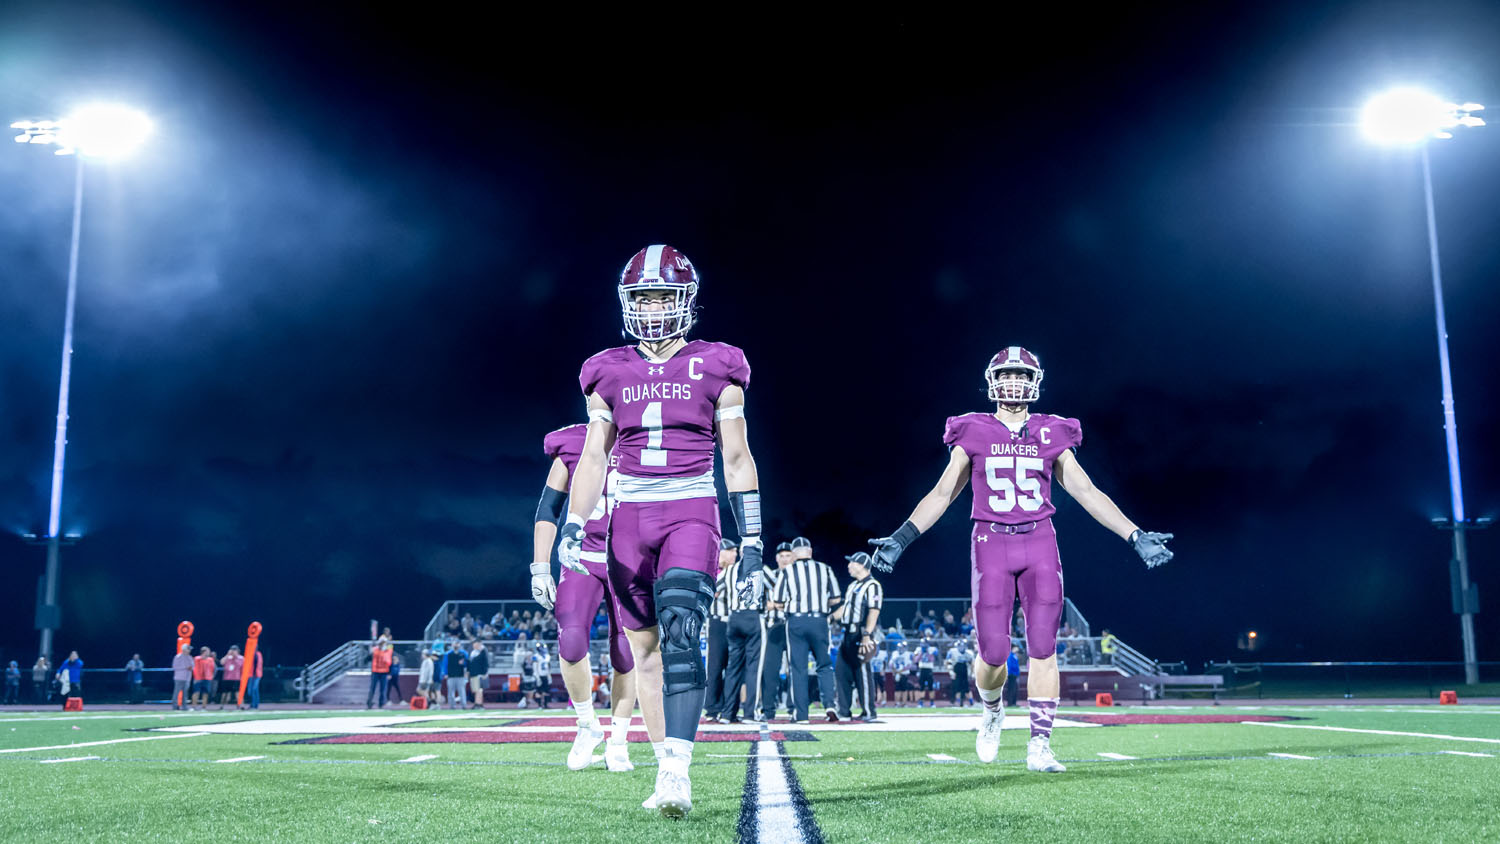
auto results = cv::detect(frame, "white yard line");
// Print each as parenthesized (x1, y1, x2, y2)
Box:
(39, 755, 100, 764)
(755, 738, 804, 843)
(1267, 753, 1316, 760)
(213, 755, 266, 763)
(1097, 752, 1137, 760)
(1244, 721, 1500, 744)
(398, 754, 439, 763)
(0, 731, 210, 754)
(1439, 750, 1494, 758)
(927, 753, 959, 762)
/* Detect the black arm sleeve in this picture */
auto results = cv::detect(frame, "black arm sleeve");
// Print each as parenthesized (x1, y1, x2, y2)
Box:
(534, 485, 567, 525)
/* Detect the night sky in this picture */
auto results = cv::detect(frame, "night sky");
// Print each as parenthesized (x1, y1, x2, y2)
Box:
(1, 2, 1496, 669)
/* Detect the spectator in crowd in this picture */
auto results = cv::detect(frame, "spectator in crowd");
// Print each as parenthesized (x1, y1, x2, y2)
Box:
(32, 657, 50, 704)
(245, 648, 264, 710)
(941, 610, 958, 636)
(219, 647, 244, 709)
(959, 608, 975, 636)
(192, 647, 215, 708)
(387, 652, 404, 704)
(445, 614, 461, 636)
(57, 650, 84, 708)
(367, 639, 393, 709)
(124, 654, 145, 704)
(1004, 644, 1021, 708)
(917, 614, 937, 637)
(417, 650, 436, 705)
(443, 640, 468, 709)
(467, 642, 489, 709)
(1100, 628, 1118, 666)
(209, 649, 222, 702)
(4, 660, 19, 704)
(461, 613, 476, 638)
(171, 644, 193, 710)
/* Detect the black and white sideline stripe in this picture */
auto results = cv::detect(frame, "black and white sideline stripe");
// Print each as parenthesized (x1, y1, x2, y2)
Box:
(737, 723, 824, 844)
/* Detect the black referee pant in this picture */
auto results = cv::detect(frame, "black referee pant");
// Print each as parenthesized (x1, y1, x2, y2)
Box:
(835, 633, 875, 719)
(718, 610, 761, 719)
(704, 616, 729, 716)
(787, 614, 835, 721)
(758, 618, 788, 720)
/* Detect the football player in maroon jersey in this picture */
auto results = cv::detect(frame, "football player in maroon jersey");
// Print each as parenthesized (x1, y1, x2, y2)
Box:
(560, 245, 764, 819)
(869, 347, 1172, 772)
(533, 425, 637, 773)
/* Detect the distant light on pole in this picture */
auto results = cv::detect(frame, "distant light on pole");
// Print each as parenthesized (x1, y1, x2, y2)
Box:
(11, 102, 152, 662)
(1360, 87, 1484, 145)
(12, 103, 153, 159)
(1361, 86, 1484, 684)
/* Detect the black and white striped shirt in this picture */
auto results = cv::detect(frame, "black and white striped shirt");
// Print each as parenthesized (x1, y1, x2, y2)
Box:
(775, 558, 840, 615)
(761, 566, 786, 623)
(711, 568, 731, 622)
(721, 560, 762, 613)
(840, 576, 884, 632)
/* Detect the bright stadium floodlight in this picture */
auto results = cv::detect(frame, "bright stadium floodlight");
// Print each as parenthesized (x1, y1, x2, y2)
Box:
(10, 102, 152, 662)
(1360, 87, 1484, 145)
(1361, 86, 1485, 684)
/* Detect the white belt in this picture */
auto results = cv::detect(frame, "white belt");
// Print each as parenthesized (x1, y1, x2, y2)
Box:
(615, 471, 716, 503)
(580, 551, 607, 564)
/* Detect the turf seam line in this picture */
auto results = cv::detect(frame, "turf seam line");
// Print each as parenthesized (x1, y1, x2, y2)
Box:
(1243, 721, 1500, 744)
(777, 739, 824, 844)
(736, 733, 760, 844)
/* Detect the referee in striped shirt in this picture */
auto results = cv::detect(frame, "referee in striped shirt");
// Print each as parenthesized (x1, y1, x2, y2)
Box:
(772, 536, 841, 723)
(713, 539, 765, 721)
(704, 538, 736, 718)
(835, 552, 883, 721)
(758, 542, 793, 721)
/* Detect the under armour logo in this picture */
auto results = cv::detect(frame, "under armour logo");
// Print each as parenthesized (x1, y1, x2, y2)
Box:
(647, 365, 664, 375)
(976, 534, 989, 542)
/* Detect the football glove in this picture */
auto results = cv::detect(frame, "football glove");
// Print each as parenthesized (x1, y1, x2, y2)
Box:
(868, 520, 922, 573)
(1130, 529, 1174, 569)
(529, 562, 557, 610)
(740, 536, 763, 573)
(558, 516, 587, 574)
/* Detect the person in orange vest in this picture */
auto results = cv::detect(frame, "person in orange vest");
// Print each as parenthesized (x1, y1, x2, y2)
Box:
(368, 639, 394, 709)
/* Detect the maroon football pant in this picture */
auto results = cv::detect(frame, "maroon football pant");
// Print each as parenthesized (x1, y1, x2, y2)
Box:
(970, 518, 1064, 665)
(556, 558, 634, 673)
(607, 497, 721, 631)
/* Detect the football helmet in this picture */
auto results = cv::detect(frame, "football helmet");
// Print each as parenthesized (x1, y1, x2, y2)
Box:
(619, 244, 699, 341)
(985, 346, 1043, 404)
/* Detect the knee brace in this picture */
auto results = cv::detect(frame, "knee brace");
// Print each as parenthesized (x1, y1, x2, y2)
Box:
(654, 567, 714, 697)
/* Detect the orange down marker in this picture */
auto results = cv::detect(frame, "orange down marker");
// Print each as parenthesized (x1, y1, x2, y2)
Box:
(237, 621, 263, 708)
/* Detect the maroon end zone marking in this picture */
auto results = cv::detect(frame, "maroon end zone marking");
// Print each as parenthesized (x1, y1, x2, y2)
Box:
(1066, 714, 1298, 726)
(282, 730, 799, 745)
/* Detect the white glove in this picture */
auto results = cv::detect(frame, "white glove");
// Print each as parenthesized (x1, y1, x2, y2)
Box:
(530, 562, 557, 610)
(557, 515, 587, 574)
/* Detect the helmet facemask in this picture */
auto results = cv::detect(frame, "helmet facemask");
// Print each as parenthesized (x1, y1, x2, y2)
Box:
(986, 363, 1042, 404)
(619, 283, 696, 341)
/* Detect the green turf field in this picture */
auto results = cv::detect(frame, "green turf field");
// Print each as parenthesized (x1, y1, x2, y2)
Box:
(0, 704, 1495, 842)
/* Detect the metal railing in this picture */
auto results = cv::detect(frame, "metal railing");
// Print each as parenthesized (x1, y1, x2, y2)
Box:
(2, 666, 304, 706)
(1205, 660, 1500, 699)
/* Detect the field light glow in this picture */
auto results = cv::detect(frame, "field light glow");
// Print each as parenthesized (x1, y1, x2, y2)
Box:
(1360, 87, 1484, 145)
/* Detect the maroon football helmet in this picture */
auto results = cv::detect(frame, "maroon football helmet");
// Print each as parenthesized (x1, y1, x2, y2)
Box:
(985, 346, 1043, 403)
(618, 245, 699, 341)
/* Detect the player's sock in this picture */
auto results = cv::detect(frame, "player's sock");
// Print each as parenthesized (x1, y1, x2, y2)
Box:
(572, 699, 597, 726)
(978, 685, 1004, 712)
(663, 737, 694, 774)
(1028, 697, 1058, 740)
(609, 715, 630, 745)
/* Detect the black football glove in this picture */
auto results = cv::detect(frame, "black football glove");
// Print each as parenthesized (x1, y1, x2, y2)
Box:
(868, 520, 922, 573)
(1130, 529, 1174, 569)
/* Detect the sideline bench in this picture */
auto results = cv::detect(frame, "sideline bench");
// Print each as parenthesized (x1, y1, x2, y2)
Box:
(1064, 674, 1224, 705)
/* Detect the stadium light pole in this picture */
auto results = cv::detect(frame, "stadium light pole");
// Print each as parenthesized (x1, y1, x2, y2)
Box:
(1360, 87, 1485, 685)
(11, 104, 153, 662)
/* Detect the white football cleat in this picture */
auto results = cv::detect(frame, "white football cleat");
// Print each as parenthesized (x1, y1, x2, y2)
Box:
(605, 742, 634, 772)
(641, 791, 659, 810)
(976, 705, 1004, 762)
(656, 768, 692, 819)
(1026, 735, 1066, 772)
(566, 721, 605, 771)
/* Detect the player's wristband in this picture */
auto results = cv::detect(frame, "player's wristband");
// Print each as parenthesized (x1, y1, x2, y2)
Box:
(565, 513, 586, 529)
(535, 485, 567, 525)
(730, 490, 761, 538)
(1127, 529, 1142, 545)
(891, 520, 921, 550)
